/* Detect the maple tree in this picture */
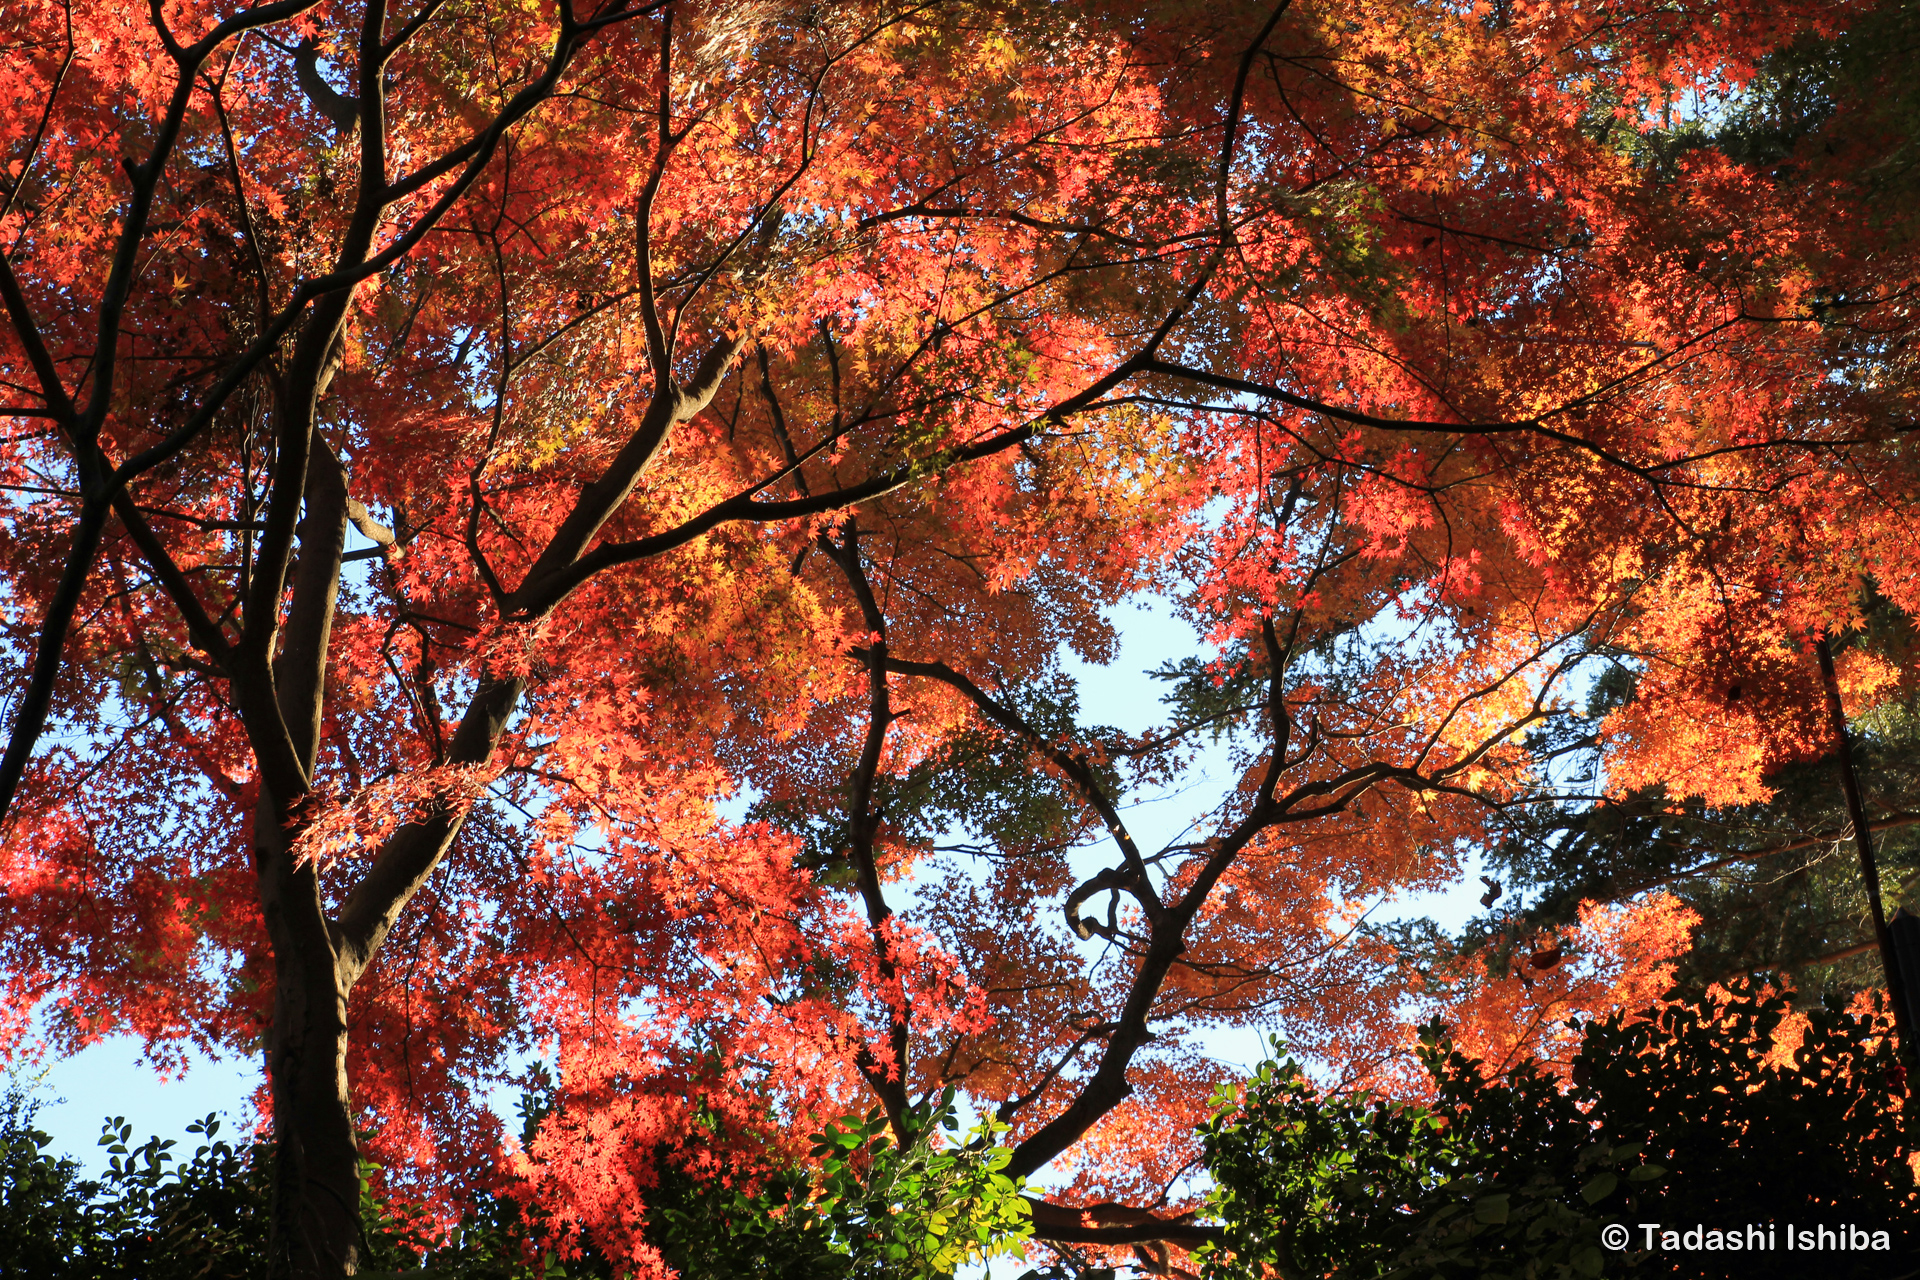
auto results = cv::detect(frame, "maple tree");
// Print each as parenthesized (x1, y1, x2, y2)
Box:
(2, 0, 1918, 1276)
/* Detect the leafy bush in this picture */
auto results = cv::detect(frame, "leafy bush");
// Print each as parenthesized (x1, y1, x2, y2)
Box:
(0, 1093, 275, 1279)
(0, 1085, 602, 1279)
(1200, 980, 1918, 1279)
(0, 1082, 1027, 1279)
(0, 1085, 93, 1278)
(638, 1087, 1032, 1280)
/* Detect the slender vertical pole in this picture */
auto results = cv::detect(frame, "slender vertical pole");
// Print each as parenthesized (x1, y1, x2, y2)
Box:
(1815, 635, 1918, 1072)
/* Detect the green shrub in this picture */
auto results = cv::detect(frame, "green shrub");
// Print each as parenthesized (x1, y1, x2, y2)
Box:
(644, 1089, 1031, 1280)
(1200, 980, 1918, 1280)
(0, 1081, 1026, 1279)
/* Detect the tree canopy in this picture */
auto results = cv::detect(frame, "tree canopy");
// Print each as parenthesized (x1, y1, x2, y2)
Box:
(1, 0, 1916, 1275)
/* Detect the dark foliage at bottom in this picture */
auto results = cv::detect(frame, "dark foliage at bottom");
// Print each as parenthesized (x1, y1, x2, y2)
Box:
(1201, 979, 1918, 1280)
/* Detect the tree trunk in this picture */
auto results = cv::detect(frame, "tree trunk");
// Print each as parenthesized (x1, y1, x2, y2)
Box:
(256, 805, 363, 1279)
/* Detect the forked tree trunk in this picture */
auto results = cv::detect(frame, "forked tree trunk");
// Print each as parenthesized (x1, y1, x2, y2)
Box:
(250, 343, 365, 1278)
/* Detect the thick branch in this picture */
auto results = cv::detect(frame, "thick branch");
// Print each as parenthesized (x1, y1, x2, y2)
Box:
(510, 331, 747, 608)
(273, 438, 351, 774)
(520, 416, 1038, 615)
(108, 492, 235, 662)
(293, 37, 359, 132)
(332, 673, 526, 981)
(346, 495, 397, 550)
(1025, 1199, 1221, 1248)
(0, 500, 109, 821)
(1135, 355, 1714, 484)
(0, 253, 73, 421)
(826, 532, 912, 1133)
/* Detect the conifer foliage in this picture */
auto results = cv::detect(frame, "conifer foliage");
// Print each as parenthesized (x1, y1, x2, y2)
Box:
(1, 0, 1916, 1274)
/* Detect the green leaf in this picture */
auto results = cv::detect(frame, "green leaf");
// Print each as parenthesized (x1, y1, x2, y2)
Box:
(1472, 1194, 1509, 1224)
(1580, 1172, 1619, 1204)
(1626, 1164, 1665, 1182)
